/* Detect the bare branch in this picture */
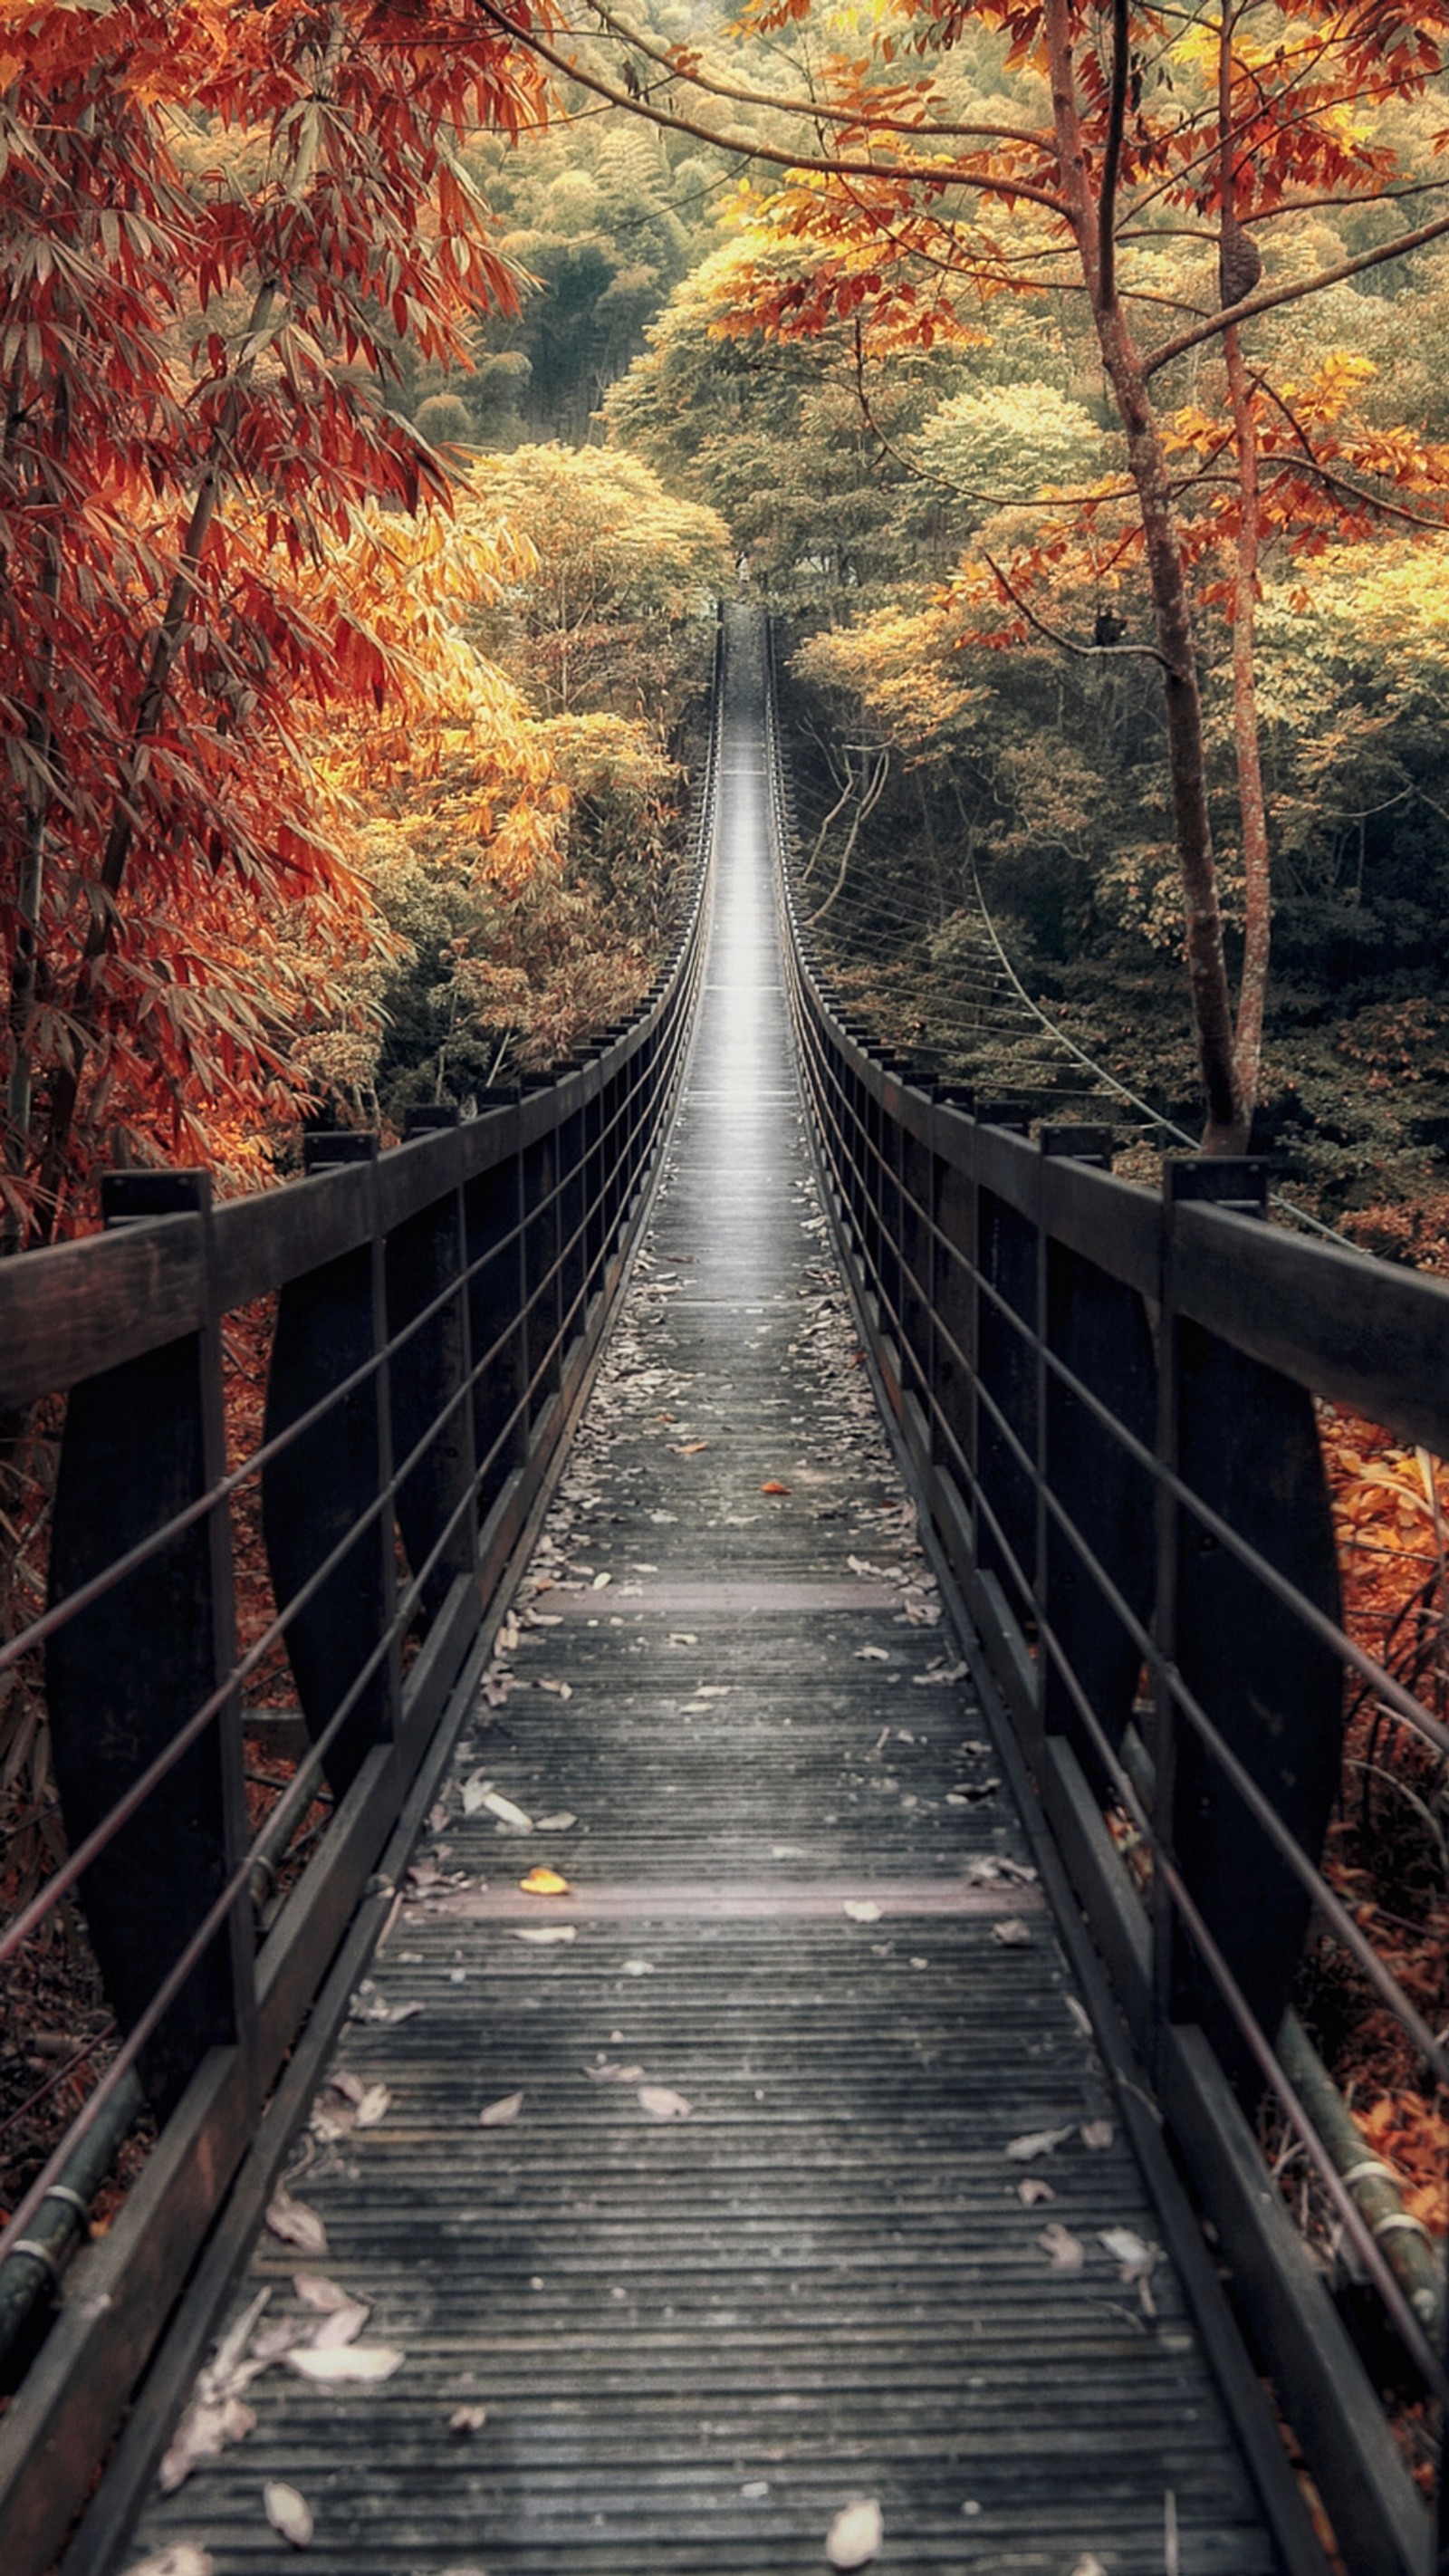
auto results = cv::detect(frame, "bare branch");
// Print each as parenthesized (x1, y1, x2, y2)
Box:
(980, 553, 1180, 676)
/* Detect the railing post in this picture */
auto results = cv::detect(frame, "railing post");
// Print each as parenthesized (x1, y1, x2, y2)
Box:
(928, 1098, 977, 1545)
(46, 1171, 254, 2119)
(388, 1108, 477, 1627)
(521, 1091, 562, 1427)
(974, 1113, 1035, 1620)
(465, 1105, 528, 1524)
(1156, 1159, 1344, 2092)
(261, 1132, 400, 1798)
(1038, 1128, 1156, 1793)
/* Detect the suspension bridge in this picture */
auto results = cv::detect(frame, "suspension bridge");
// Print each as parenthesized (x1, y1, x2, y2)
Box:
(0, 609, 1446, 2576)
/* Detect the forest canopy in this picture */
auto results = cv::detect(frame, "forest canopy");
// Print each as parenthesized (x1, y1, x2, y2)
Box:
(5, 1, 1449, 1242)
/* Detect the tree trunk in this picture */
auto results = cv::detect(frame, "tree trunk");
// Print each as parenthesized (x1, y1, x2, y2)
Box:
(1044, 0, 1246, 1151)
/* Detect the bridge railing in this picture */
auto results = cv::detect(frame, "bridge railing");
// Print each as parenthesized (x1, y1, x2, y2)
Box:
(767, 630, 1449, 2576)
(0, 647, 720, 2576)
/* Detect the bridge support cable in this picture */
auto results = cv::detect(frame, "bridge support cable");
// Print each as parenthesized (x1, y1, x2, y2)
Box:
(0, 636, 723, 2576)
(766, 619, 1449, 2576)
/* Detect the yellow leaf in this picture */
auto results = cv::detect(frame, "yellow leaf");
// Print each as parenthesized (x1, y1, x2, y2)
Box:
(520, 1866, 571, 1897)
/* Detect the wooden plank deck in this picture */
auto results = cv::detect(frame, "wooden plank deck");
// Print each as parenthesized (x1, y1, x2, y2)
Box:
(123, 623, 1277, 2575)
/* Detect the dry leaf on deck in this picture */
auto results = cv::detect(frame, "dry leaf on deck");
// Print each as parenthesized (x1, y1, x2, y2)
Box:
(622, 1957, 655, 1975)
(328, 2071, 366, 2107)
(638, 2085, 692, 2119)
(1070, 2559, 1109, 2576)
(993, 1918, 1033, 1947)
(264, 2480, 314, 2547)
(760, 1481, 791, 1495)
(1080, 2119, 1114, 2150)
(842, 1899, 881, 1924)
(310, 2302, 370, 2350)
(264, 2195, 328, 2256)
(352, 2084, 391, 2130)
(826, 2497, 883, 2568)
(520, 1866, 571, 1897)
(515, 1926, 577, 1946)
(1005, 2126, 1074, 2162)
(534, 1812, 577, 1832)
(672, 1441, 709, 1455)
(285, 2343, 402, 2384)
(293, 2274, 356, 2314)
(1018, 2178, 1055, 2206)
(854, 1647, 890, 1663)
(449, 2404, 488, 2434)
(124, 2552, 215, 2576)
(1038, 2222, 1086, 2271)
(480, 2091, 524, 2127)
(158, 2396, 256, 2493)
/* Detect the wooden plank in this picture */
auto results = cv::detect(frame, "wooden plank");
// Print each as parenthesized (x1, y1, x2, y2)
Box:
(1175, 1201, 1449, 1458)
(0, 1215, 204, 1408)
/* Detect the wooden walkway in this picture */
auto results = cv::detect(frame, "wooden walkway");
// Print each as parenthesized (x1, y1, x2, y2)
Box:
(126, 622, 1275, 2575)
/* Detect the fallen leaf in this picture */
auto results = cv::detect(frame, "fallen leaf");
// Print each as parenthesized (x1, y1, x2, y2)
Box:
(854, 1646, 891, 1662)
(534, 1812, 577, 1831)
(1038, 2222, 1086, 2271)
(449, 2404, 488, 2434)
(353, 2084, 391, 2129)
(1005, 2126, 1074, 2163)
(826, 2497, 883, 2568)
(158, 2396, 256, 2493)
(638, 2085, 692, 2119)
(247, 2317, 309, 2367)
(671, 1441, 709, 1455)
(667, 1631, 698, 1646)
(535, 1678, 572, 1700)
(514, 1925, 577, 1946)
(520, 1867, 571, 1897)
(1070, 2560, 1109, 2576)
(201, 2285, 271, 2398)
(481, 2091, 524, 2126)
(285, 2344, 404, 2383)
(843, 1899, 881, 1923)
(293, 2274, 356, 2314)
(592, 1571, 612, 1589)
(621, 1957, 655, 1976)
(264, 2480, 314, 2547)
(310, 2301, 370, 2350)
(328, 2071, 366, 2106)
(993, 1918, 1033, 1947)
(914, 1661, 968, 1686)
(1080, 2119, 1114, 2150)
(1018, 2177, 1056, 2206)
(264, 2195, 328, 2256)
(124, 2552, 215, 2576)
(760, 1481, 791, 1495)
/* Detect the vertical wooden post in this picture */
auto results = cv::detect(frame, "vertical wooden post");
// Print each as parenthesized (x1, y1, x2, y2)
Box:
(1038, 1129, 1156, 1793)
(46, 1172, 253, 2119)
(929, 1104, 977, 1540)
(522, 1109, 561, 1429)
(464, 1119, 527, 1523)
(388, 1109, 477, 1628)
(261, 1133, 398, 1798)
(1160, 1159, 1345, 2091)
(974, 1120, 1035, 1615)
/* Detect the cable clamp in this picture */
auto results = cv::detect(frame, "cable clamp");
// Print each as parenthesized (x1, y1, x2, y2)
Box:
(5, 2238, 62, 2286)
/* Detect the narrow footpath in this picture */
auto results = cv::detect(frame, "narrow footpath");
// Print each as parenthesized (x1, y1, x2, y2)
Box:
(129, 616, 1275, 2575)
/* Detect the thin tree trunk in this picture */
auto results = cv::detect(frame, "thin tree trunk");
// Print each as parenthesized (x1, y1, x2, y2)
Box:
(1220, 6, 1271, 1125)
(32, 284, 282, 1235)
(1044, 0, 1246, 1150)
(808, 748, 889, 928)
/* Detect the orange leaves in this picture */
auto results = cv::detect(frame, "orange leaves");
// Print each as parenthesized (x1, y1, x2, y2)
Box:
(1354, 2093, 1449, 2236)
